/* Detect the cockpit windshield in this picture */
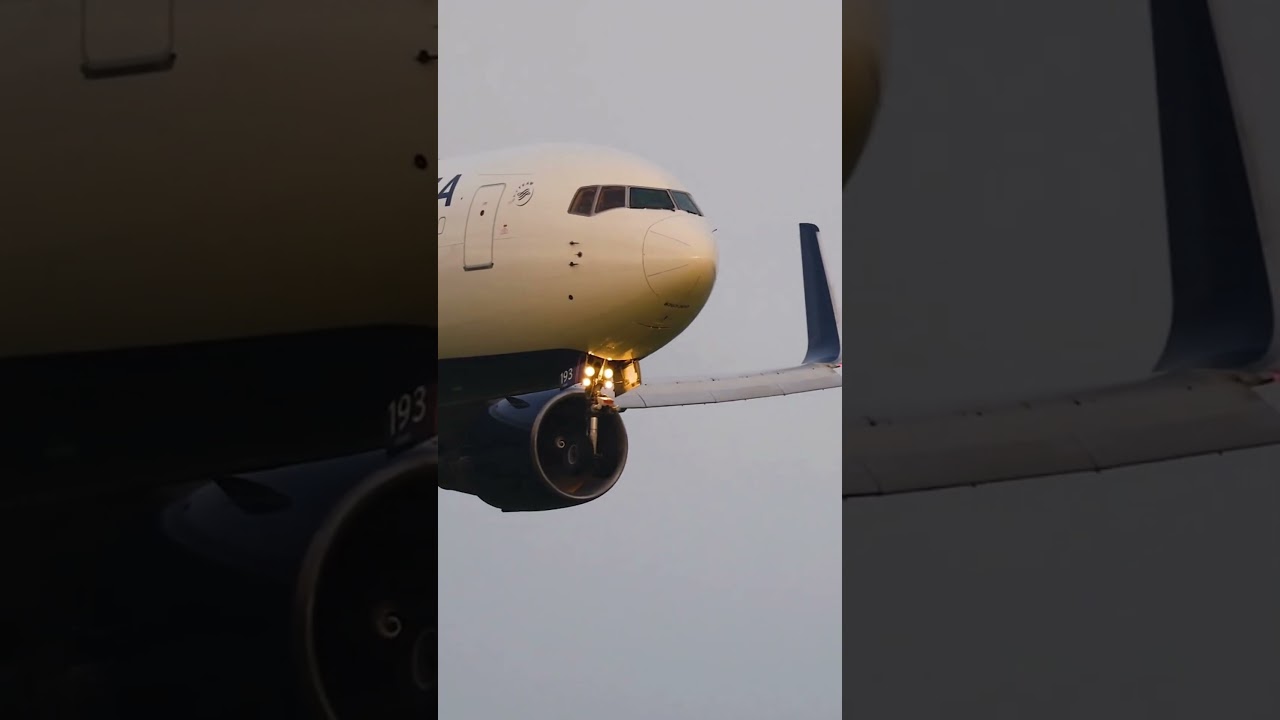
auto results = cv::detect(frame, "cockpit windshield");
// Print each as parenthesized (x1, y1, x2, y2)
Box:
(670, 191, 702, 216)
(628, 187, 676, 211)
(568, 186, 598, 216)
(596, 186, 626, 213)
(567, 185, 703, 217)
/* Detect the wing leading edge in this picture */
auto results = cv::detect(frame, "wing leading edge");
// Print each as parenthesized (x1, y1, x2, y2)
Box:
(844, 370, 1280, 498)
(613, 223, 842, 410)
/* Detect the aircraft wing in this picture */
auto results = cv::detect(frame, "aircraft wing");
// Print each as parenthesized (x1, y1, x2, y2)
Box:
(841, 1, 1280, 498)
(844, 369, 1280, 498)
(613, 223, 842, 410)
(611, 363, 841, 410)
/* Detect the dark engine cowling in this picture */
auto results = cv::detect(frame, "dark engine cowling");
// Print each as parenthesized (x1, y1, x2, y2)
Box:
(439, 387, 629, 512)
(41, 445, 437, 719)
(291, 446, 434, 719)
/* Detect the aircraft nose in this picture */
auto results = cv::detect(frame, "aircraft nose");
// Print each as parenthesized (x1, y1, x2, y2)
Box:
(642, 214, 718, 306)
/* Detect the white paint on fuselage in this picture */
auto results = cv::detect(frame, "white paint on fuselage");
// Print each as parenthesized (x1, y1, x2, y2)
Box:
(438, 144, 718, 362)
(0, 0, 435, 360)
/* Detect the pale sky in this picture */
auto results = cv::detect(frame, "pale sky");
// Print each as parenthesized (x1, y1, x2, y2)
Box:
(845, 2, 1280, 718)
(438, 2, 842, 719)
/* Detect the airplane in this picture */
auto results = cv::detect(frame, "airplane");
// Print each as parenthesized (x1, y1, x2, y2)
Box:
(434, 143, 844, 512)
(1, 1, 436, 717)
(841, 0, 1280, 499)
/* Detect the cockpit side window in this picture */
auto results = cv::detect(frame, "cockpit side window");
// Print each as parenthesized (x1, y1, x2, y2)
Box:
(628, 187, 676, 211)
(596, 186, 626, 213)
(671, 190, 702, 216)
(569, 186, 598, 216)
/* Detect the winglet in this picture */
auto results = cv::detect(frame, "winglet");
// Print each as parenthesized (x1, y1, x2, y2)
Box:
(799, 223, 842, 364)
(1149, 0, 1274, 373)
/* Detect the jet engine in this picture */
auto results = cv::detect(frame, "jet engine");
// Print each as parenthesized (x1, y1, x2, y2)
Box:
(291, 446, 435, 719)
(438, 387, 629, 512)
(44, 445, 437, 719)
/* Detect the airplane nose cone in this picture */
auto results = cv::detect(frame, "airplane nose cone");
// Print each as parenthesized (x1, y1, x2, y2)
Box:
(642, 214, 717, 306)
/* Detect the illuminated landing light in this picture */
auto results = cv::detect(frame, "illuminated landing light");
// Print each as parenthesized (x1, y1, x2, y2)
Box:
(603, 368, 614, 380)
(604, 381, 614, 390)
(585, 366, 596, 377)
(582, 378, 592, 387)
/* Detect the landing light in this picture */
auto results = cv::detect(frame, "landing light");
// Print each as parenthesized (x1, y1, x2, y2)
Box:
(603, 368, 614, 380)
(582, 378, 592, 387)
(585, 366, 596, 377)
(604, 381, 614, 390)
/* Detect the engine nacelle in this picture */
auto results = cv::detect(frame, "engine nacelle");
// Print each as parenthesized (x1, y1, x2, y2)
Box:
(293, 446, 435, 720)
(52, 447, 436, 718)
(438, 387, 629, 512)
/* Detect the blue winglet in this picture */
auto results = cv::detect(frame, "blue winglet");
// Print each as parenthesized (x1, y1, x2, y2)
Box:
(798, 223, 842, 364)
(1149, 0, 1273, 372)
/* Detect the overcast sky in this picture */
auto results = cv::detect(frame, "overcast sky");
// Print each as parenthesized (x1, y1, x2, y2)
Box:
(844, 2, 1280, 718)
(438, 2, 842, 719)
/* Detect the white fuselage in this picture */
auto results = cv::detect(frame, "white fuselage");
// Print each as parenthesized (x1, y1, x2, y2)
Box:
(438, 144, 718, 363)
(0, 0, 435, 360)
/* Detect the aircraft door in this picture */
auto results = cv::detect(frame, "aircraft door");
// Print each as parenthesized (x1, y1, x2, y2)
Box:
(463, 183, 505, 270)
